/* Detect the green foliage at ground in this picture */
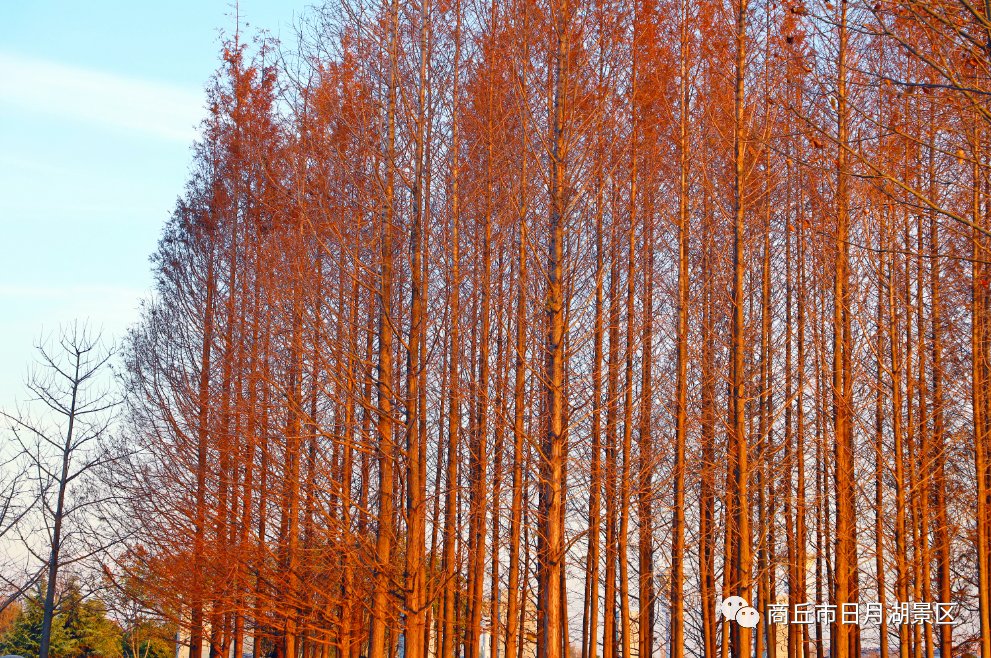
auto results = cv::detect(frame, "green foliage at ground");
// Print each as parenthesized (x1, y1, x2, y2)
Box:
(120, 619, 173, 658)
(0, 580, 170, 658)
(0, 590, 79, 657)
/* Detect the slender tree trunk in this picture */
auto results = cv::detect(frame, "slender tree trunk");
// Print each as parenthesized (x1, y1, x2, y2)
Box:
(887, 224, 910, 658)
(188, 247, 216, 658)
(618, 69, 637, 658)
(874, 229, 889, 658)
(490, 259, 509, 658)
(468, 3, 497, 648)
(699, 190, 717, 658)
(441, 6, 464, 658)
(604, 234, 620, 658)
(582, 167, 604, 658)
(505, 19, 530, 648)
(928, 212, 952, 658)
(404, 1, 431, 653)
(38, 349, 86, 658)
(972, 127, 991, 658)
(757, 191, 773, 658)
(536, 2, 571, 654)
(831, 3, 859, 655)
(730, 0, 752, 654)
(368, 0, 400, 652)
(670, 1, 690, 646)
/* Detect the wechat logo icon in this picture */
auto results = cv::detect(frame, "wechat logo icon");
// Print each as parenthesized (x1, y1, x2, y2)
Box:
(719, 597, 761, 629)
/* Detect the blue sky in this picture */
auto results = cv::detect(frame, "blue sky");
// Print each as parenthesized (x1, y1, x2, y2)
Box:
(0, 2, 308, 406)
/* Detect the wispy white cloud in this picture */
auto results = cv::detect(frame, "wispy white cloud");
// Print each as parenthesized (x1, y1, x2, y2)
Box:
(0, 284, 143, 300)
(0, 52, 204, 142)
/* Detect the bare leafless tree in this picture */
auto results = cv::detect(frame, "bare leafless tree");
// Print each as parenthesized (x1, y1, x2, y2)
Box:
(1, 322, 119, 658)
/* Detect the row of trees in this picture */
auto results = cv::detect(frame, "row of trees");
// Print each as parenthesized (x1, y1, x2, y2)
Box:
(111, 0, 991, 657)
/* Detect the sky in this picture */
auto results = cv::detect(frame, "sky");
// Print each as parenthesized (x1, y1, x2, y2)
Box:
(0, 1, 309, 408)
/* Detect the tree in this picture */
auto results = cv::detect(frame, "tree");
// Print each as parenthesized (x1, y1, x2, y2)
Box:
(0, 585, 75, 658)
(1, 324, 118, 658)
(61, 581, 123, 658)
(0, 580, 122, 658)
(101, 558, 174, 658)
(537, 1, 580, 656)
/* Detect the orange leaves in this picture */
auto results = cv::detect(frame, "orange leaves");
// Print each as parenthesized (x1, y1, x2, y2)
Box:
(111, 3, 991, 657)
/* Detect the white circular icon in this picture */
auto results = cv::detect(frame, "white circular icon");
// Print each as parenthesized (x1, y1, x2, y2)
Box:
(736, 606, 761, 628)
(720, 596, 748, 621)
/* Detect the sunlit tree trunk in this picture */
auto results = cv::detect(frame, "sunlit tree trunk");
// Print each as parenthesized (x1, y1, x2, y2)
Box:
(669, 0, 690, 647)
(729, 0, 751, 654)
(404, 0, 431, 653)
(536, 2, 571, 655)
(830, 3, 858, 655)
(368, 0, 400, 653)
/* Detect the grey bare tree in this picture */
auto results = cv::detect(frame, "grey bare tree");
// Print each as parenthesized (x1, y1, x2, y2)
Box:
(1, 322, 119, 658)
